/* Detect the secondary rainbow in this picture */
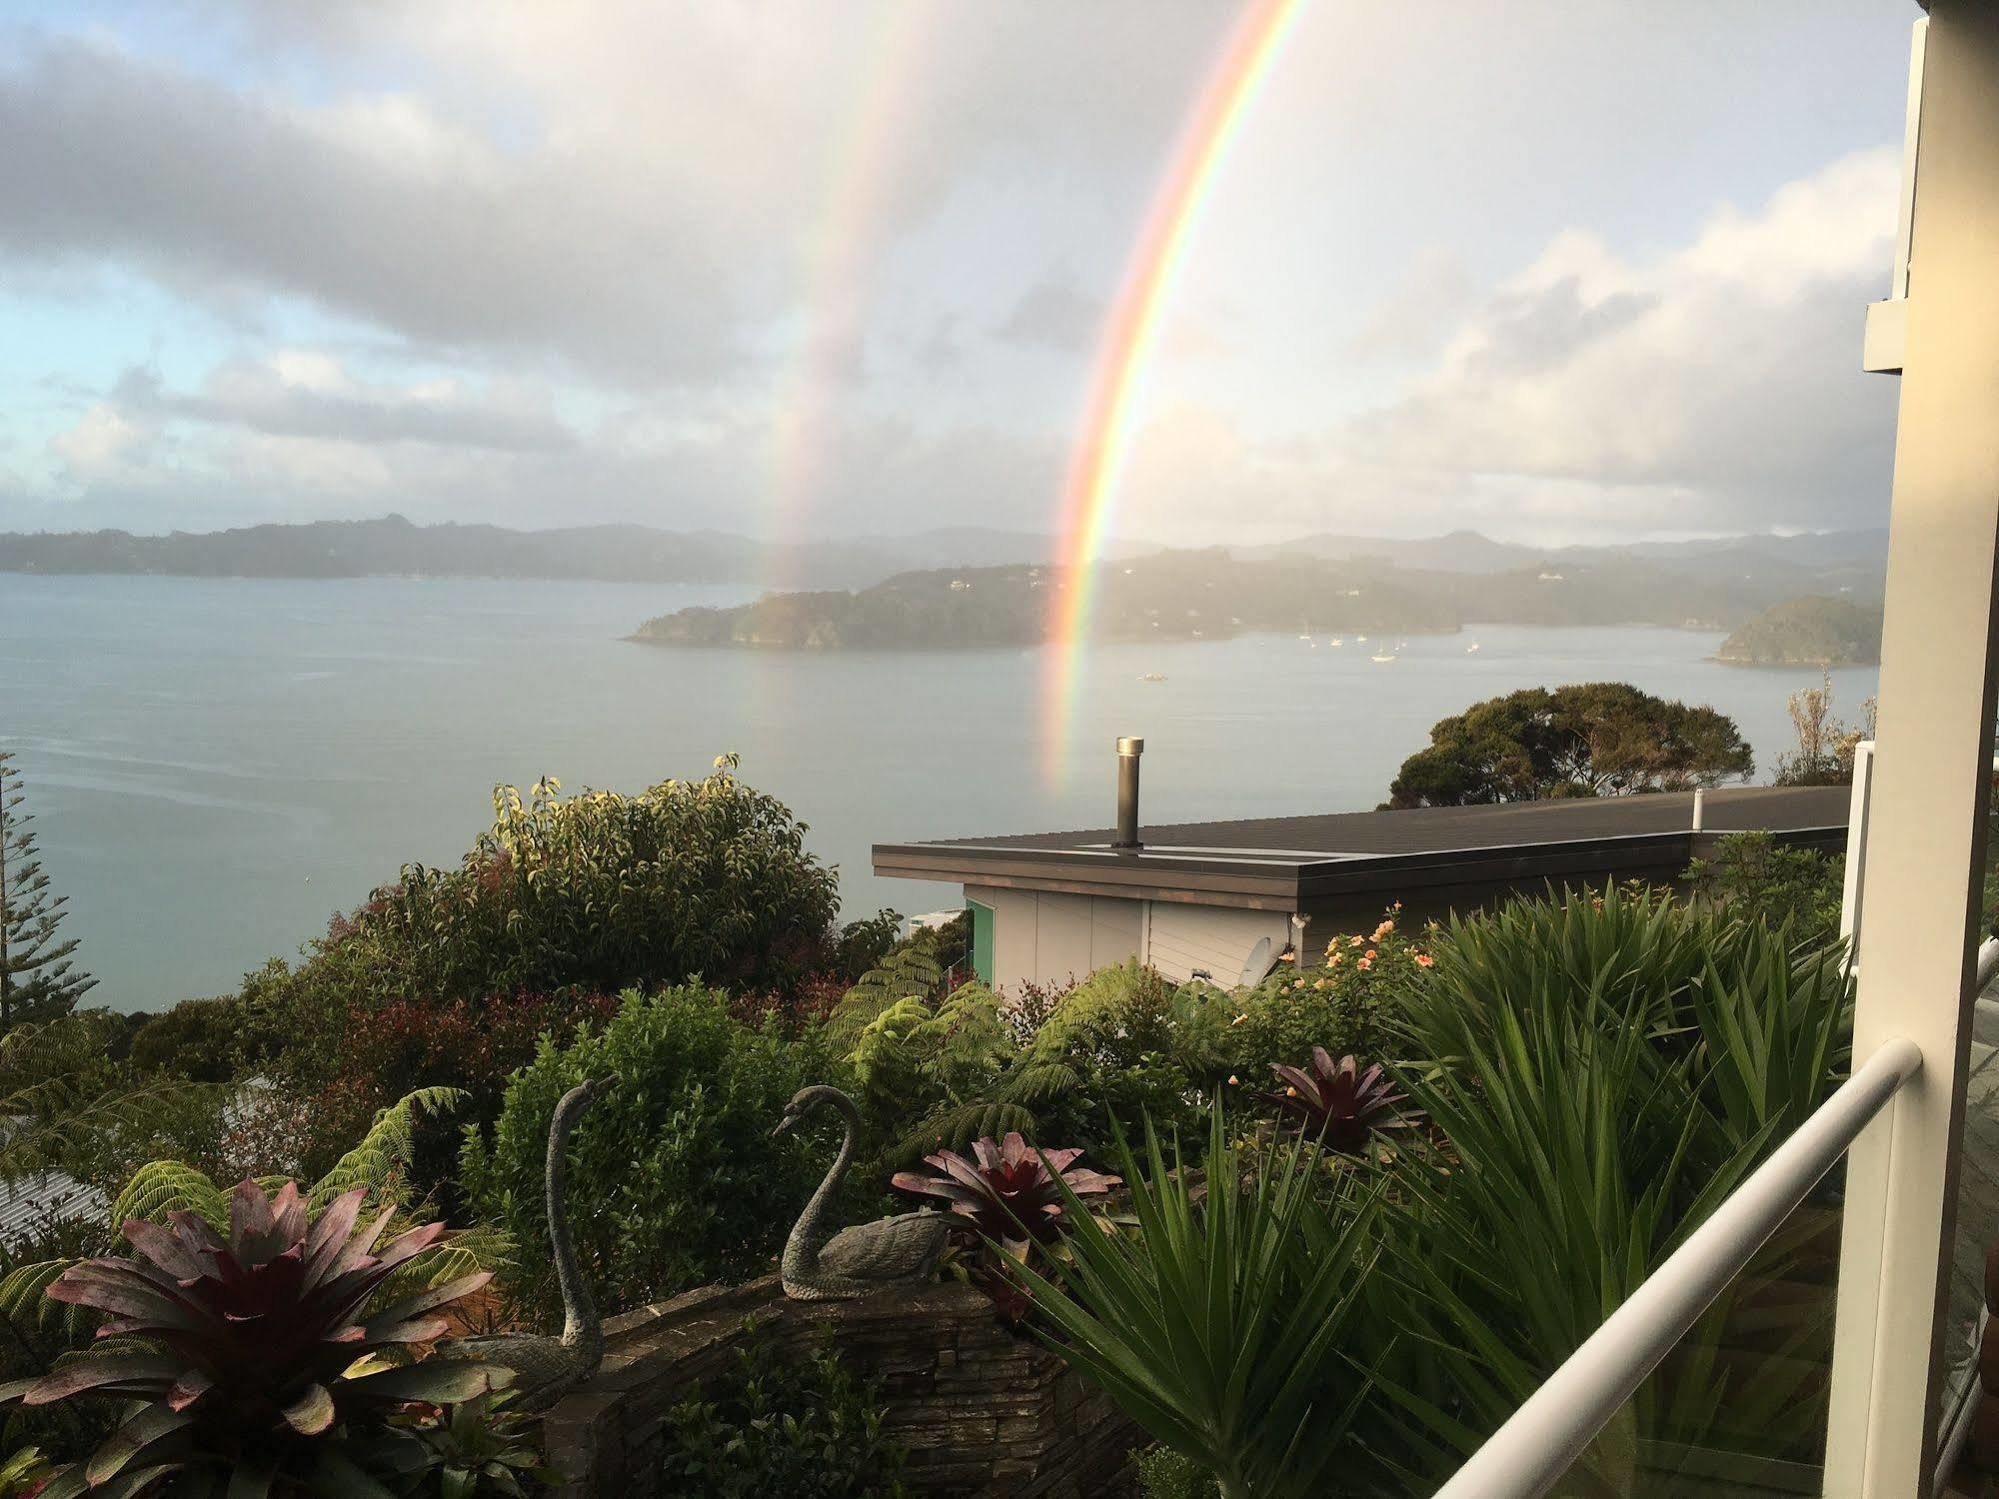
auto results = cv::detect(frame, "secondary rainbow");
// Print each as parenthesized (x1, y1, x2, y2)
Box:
(1042, 0, 1308, 782)
(763, 1, 935, 595)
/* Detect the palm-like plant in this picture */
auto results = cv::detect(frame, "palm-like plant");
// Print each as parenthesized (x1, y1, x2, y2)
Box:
(890, 1132, 1118, 1245)
(1, 1179, 502, 1498)
(1006, 1107, 1385, 1499)
(1258, 1049, 1415, 1152)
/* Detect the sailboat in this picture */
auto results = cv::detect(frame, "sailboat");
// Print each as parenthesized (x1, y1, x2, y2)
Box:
(1371, 647, 1397, 663)
(1329, 637, 1343, 647)
(1467, 641, 1482, 654)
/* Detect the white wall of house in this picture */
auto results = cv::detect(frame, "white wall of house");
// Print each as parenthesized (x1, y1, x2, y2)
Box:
(1145, 903, 1292, 986)
(965, 884, 1290, 991)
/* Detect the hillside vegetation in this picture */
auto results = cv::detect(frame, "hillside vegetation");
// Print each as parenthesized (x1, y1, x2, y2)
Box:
(1716, 596, 1883, 666)
(634, 547, 1887, 649)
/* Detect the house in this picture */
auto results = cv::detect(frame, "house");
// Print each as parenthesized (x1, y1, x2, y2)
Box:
(875, 751, 1848, 991)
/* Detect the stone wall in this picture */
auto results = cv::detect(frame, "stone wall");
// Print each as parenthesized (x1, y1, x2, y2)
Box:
(541, 1276, 1139, 1497)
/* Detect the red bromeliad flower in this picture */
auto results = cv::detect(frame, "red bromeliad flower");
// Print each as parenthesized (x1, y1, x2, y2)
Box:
(891, 1133, 1120, 1244)
(1259, 1048, 1416, 1153)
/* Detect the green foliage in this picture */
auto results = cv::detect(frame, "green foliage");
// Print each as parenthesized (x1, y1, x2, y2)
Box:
(1685, 831, 1845, 950)
(252, 762, 842, 1116)
(459, 988, 830, 1318)
(830, 908, 905, 984)
(0, 1179, 503, 1498)
(374, 764, 839, 1000)
(125, 996, 251, 1084)
(1009, 1106, 1385, 1499)
(660, 1324, 906, 1498)
(1374, 886, 1853, 1485)
(0, 1446, 52, 1496)
(392, 1392, 555, 1498)
(1385, 683, 1754, 808)
(0, 752, 95, 1030)
(0, 1013, 221, 1190)
(1220, 910, 1416, 1081)
(1134, 1447, 1220, 1499)
(1718, 597, 1882, 670)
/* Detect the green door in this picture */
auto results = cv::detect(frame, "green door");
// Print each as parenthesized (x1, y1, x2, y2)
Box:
(968, 897, 994, 985)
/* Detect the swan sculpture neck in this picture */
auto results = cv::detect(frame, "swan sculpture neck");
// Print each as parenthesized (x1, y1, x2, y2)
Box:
(786, 1087, 861, 1268)
(547, 1081, 601, 1364)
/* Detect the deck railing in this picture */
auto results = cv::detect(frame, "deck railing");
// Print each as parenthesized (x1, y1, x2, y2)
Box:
(1429, 1035, 1924, 1499)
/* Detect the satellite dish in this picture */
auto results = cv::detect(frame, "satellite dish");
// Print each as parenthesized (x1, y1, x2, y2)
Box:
(1237, 935, 1276, 988)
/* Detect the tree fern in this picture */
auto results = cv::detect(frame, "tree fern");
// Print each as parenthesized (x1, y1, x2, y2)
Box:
(895, 1101, 1039, 1161)
(107, 1160, 228, 1232)
(998, 1061, 1082, 1108)
(311, 1084, 469, 1207)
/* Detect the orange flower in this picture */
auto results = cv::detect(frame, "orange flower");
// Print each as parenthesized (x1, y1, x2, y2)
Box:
(1357, 956, 1373, 971)
(1349, 935, 1365, 949)
(1364, 949, 1377, 961)
(1415, 953, 1435, 968)
(1371, 920, 1394, 941)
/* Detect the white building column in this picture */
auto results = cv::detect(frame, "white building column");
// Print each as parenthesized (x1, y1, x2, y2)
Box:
(1824, 5, 1999, 1494)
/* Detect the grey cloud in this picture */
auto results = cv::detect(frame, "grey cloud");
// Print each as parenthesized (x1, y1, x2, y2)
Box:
(111, 365, 576, 453)
(997, 278, 1103, 355)
(0, 39, 743, 384)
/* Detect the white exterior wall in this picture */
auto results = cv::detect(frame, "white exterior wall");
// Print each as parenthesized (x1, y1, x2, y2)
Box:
(966, 884, 1288, 991)
(1145, 904, 1292, 986)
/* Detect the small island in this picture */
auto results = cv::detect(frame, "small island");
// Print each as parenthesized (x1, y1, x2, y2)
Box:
(630, 555, 1461, 649)
(1715, 595, 1883, 666)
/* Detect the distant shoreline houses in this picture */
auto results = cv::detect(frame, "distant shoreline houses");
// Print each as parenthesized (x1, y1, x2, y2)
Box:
(877, 784, 1849, 992)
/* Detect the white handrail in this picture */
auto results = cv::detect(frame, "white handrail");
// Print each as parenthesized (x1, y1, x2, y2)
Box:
(1432, 1036, 1924, 1499)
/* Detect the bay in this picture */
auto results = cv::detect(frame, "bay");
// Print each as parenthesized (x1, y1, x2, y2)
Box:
(0, 575, 1878, 1010)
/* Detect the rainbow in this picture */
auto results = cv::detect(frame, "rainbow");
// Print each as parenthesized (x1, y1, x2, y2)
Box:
(1042, 0, 1308, 782)
(763, 1, 936, 594)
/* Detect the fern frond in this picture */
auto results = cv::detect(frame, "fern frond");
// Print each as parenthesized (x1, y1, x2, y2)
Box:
(311, 1087, 468, 1209)
(894, 1102, 1039, 1162)
(108, 1160, 227, 1233)
(0, 1259, 75, 1333)
(998, 1061, 1081, 1108)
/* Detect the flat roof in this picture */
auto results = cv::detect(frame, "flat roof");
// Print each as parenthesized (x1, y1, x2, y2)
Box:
(873, 785, 1850, 911)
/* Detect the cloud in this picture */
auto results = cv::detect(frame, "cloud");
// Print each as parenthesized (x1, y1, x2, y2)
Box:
(112, 358, 576, 453)
(997, 277, 1103, 354)
(1334, 149, 1902, 534)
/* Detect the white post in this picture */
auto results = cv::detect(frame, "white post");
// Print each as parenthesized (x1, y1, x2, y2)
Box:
(1823, 6, 1999, 1495)
(1839, 741, 1874, 957)
(1692, 786, 1706, 833)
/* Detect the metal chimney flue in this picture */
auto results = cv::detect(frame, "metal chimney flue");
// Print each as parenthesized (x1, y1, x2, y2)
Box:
(1114, 737, 1144, 850)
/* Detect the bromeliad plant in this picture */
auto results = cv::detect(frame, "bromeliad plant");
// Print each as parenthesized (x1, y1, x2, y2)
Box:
(890, 1132, 1119, 1247)
(1, 1179, 503, 1497)
(1257, 1049, 1416, 1154)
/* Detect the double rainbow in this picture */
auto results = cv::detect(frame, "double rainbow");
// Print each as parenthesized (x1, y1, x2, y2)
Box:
(1042, 0, 1308, 782)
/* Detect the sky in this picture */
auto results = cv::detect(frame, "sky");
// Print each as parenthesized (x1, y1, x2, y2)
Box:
(0, 0, 1917, 548)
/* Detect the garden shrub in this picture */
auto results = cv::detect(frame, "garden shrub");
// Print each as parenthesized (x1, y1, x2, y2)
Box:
(459, 987, 833, 1317)
(126, 995, 250, 1083)
(1135, 1447, 1220, 1499)
(1374, 884, 1854, 1486)
(1685, 831, 1845, 950)
(661, 1323, 906, 1498)
(1219, 908, 1413, 1081)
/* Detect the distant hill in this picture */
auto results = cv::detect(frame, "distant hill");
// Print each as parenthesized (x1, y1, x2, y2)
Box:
(632, 552, 1460, 649)
(633, 544, 1887, 651)
(1715, 596, 1884, 666)
(1236, 527, 1888, 578)
(3, 519, 1887, 631)
(0, 514, 1151, 591)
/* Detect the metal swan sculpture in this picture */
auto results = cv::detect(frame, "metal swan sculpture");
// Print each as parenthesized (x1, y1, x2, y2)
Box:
(440, 1075, 614, 1406)
(774, 1084, 947, 1300)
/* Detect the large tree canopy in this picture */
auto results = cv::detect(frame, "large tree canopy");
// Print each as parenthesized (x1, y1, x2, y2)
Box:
(1384, 683, 1754, 809)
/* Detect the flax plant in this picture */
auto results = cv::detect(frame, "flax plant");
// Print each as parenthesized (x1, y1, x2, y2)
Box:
(1006, 1106, 1385, 1499)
